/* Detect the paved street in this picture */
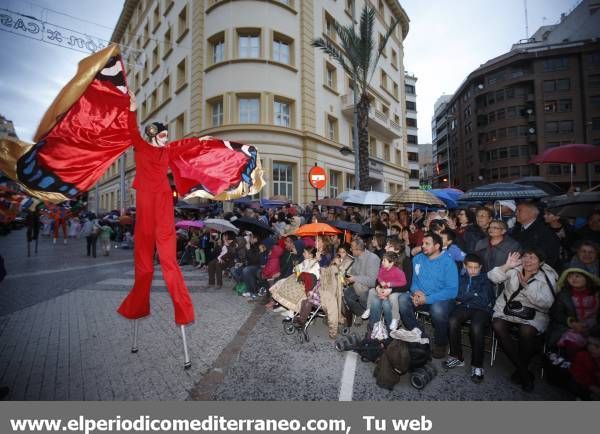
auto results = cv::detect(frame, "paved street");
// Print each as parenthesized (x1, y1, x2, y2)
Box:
(0, 229, 570, 401)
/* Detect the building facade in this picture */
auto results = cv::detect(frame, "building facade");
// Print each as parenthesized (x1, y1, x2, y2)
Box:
(405, 73, 419, 189)
(418, 142, 434, 188)
(431, 94, 453, 188)
(437, 0, 600, 191)
(89, 0, 412, 212)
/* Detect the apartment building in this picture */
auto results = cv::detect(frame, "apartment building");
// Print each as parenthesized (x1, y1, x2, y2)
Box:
(89, 0, 412, 212)
(436, 0, 600, 191)
(405, 73, 419, 189)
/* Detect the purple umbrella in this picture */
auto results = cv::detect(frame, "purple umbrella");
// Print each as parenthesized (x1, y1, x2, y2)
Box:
(175, 220, 204, 229)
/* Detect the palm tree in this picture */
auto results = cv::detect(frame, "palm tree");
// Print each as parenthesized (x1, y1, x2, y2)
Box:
(312, 4, 400, 191)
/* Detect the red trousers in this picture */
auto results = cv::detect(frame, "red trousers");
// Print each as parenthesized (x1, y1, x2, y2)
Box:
(53, 218, 67, 238)
(117, 191, 195, 325)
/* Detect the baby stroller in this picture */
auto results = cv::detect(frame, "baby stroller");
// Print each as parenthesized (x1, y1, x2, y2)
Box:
(282, 304, 327, 343)
(282, 278, 326, 343)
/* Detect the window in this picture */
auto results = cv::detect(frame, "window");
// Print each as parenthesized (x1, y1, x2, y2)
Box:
(407, 135, 417, 144)
(326, 115, 338, 141)
(176, 57, 187, 90)
(408, 152, 418, 162)
(591, 96, 600, 110)
(391, 49, 398, 68)
(509, 146, 519, 157)
(152, 5, 160, 32)
(544, 101, 557, 112)
(384, 143, 390, 161)
(543, 80, 556, 92)
(510, 166, 520, 177)
(346, 174, 355, 190)
(152, 45, 160, 71)
(324, 12, 335, 40)
(507, 106, 517, 118)
(543, 57, 569, 72)
(406, 118, 417, 127)
(369, 136, 376, 156)
(239, 98, 260, 123)
(329, 170, 340, 198)
(272, 162, 293, 199)
(173, 112, 185, 140)
(557, 79, 571, 91)
(496, 89, 504, 102)
(548, 165, 562, 175)
(499, 148, 508, 159)
(325, 62, 337, 90)
(593, 117, 600, 130)
(161, 75, 170, 102)
(272, 36, 290, 64)
(500, 167, 508, 178)
(209, 32, 225, 63)
(163, 26, 173, 59)
(396, 149, 402, 164)
(406, 101, 416, 111)
(238, 30, 260, 58)
(378, 34, 385, 53)
(590, 74, 600, 89)
(393, 82, 399, 98)
(558, 99, 572, 112)
(177, 5, 188, 41)
(150, 88, 158, 111)
(274, 99, 290, 127)
(405, 84, 415, 94)
(378, 0, 384, 16)
(559, 120, 574, 133)
(211, 98, 224, 127)
(380, 70, 388, 90)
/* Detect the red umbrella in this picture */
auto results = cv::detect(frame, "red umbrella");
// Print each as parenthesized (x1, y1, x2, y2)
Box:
(529, 144, 600, 186)
(529, 144, 600, 164)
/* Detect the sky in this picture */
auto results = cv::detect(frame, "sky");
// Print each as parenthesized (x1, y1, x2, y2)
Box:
(0, 0, 580, 144)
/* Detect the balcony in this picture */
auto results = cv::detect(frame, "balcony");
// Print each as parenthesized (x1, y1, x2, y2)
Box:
(341, 93, 402, 140)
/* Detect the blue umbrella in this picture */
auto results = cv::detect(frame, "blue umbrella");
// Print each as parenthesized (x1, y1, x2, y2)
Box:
(430, 189, 458, 209)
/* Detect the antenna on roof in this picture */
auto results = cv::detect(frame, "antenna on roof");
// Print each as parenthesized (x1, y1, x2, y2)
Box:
(524, 0, 530, 38)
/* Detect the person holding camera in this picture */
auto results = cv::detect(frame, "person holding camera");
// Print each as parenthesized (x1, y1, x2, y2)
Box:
(488, 249, 558, 392)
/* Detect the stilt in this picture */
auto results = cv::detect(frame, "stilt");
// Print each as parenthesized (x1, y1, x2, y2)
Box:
(131, 320, 139, 353)
(180, 325, 191, 369)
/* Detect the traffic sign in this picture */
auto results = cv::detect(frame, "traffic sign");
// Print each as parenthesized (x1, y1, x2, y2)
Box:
(308, 166, 327, 189)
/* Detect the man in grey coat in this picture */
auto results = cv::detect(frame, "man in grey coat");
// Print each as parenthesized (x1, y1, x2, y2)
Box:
(343, 238, 381, 316)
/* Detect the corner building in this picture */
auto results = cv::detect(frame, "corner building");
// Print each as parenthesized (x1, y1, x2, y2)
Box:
(90, 0, 412, 211)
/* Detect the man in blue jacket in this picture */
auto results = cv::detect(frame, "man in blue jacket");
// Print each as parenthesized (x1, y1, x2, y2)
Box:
(444, 253, 496, 383)
(394, 232, 459, 358)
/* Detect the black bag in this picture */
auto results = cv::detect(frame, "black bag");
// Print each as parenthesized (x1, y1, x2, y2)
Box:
(354, 337, 389, 363)
(503, 284, 536, 320)
(503, 300, 536, 320)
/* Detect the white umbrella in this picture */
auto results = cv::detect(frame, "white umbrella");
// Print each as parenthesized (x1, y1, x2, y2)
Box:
(337, 189, 390, 206)
(203, 218, 239, 234)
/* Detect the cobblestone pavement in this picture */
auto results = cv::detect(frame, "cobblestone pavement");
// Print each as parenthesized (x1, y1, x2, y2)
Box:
(0, 229, 572, 401)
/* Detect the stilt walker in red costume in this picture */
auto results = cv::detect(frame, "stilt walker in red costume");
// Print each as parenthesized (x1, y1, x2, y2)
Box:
(0, 45, 264, 368)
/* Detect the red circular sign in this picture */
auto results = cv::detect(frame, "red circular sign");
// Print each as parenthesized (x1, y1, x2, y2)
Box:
(308, 166, 327, 189)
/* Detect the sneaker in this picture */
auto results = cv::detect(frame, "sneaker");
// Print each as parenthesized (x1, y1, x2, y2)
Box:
(443, 356, 464, 369)
(471, 367, 484, 383)
(242, 292, 251, 297)
(389, 319, 399, 331)
(361, 309, 371, 320)
(281, 309, 295, 319)
(273, 306, 286, 313)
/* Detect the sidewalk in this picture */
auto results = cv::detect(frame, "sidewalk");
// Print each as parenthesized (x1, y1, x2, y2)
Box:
(0, 231, 252, 400)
